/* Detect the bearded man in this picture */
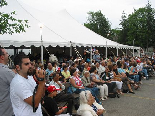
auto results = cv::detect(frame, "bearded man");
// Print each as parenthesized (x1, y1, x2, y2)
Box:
(10, 53, 45, 116)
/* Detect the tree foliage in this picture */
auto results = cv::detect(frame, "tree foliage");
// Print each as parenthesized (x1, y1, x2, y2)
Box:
(84, 10, 111, 38)
(109, 29, 121, 41)
(119, 2, 155, 49)
(0, 0, 29, 35)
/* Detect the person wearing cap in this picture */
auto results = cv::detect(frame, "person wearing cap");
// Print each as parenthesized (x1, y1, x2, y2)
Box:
(0, 47, 15, 116)
(10, 53, 45, 116)
(136, 59, 148, 80)
(43, 85, 70, 116)
(56, 67, 65, 82)
(49, 72, 74, 115)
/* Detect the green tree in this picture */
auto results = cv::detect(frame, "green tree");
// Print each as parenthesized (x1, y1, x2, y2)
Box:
(118, 11, 129, 45)
(108, 29, 121, 41)
(0, 0, 29, 35)
(119, 2, 155, 49)
(84, 10, 111, 38)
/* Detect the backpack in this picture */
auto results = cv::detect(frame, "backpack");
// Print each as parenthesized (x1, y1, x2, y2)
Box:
(107, 82, 120, 98)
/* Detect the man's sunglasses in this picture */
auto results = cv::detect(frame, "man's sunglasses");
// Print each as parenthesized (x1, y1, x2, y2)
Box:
(24, 62, 31, 66)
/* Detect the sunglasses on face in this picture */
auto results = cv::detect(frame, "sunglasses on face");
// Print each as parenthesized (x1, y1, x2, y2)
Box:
(24, 62, 31, 66)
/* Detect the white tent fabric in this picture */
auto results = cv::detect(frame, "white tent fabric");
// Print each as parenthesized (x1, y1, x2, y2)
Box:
(0, 0, 69, 47)
(0, 0, 140, 50)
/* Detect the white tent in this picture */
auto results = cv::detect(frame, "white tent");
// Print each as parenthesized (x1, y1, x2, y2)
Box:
(0, 0, 140, 50)
(0, 0, 70, 47)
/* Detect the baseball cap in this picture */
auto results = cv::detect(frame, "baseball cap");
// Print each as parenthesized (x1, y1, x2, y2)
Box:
(136, 60, 141, 63)
(56, 67, 61, 71)
(47, 85, 61, 93)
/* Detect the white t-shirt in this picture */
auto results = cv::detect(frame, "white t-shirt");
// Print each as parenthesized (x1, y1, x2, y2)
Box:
(10, 74, 42, 116)
(136, 64, 143, 71)
(97, 65, 105, 76)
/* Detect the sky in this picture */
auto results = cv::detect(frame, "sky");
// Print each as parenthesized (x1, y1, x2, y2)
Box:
(20, 0, 155, 29)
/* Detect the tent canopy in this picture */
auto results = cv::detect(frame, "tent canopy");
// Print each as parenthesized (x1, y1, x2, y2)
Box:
(0, 0, 140, 50)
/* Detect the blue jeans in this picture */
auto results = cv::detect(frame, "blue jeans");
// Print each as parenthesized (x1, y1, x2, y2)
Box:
(142, 69, 148, 79)
(129, 75, 139, 82)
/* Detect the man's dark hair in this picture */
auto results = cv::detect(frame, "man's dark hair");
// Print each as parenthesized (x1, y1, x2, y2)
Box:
(89, 66, 96, 73)
(52, 62, 57, 67)
(52, 72, 59, 79)
(117, 61, 122, 68)
(63, 65, 67, 70)
(14, 53, 29, 67)
(0, 47, 4, 56)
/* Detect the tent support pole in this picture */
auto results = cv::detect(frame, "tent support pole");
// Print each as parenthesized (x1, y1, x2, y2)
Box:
(70, 41, 72, 56)
(137, 48, 140, 57)
(14, 47, 18, 56)
(106, 41, 107, 59)
(39, 24, 44, 65)
(117, 45, 118, 56)
(133, 39, 135, 57)
(133, 46, 134, 57)
(90, 44, 92, 64)
(41, 35, 43, 65)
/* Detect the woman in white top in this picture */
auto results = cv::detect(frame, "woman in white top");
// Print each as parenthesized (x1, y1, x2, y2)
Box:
(77, 90, 105, 116)
(90, 66, 108, 101)
(107, 65, 123, 94)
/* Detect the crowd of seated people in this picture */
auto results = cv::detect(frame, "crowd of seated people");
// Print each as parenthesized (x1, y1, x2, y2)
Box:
(29, 51, 155, 116)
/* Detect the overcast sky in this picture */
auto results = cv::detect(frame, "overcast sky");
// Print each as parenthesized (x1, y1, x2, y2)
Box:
(20, 0, 155, 29)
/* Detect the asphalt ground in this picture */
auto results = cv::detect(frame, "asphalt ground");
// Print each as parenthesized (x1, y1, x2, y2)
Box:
(102, 77, 155, 116)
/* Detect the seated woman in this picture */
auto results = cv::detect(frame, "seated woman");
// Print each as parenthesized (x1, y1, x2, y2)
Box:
(77, 90, 106, 116)
(69, 68, 99, 103)
(105, 65, 123, 94)
(128, 62, 140, 85)
(61, 65, 71, 82)
(118, 62, 139, 90)
(113, 63, 135, 94)
(90, 66, 108, 101)
(82, 62, 90, 76)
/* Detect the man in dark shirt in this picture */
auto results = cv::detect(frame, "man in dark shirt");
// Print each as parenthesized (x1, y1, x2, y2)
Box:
(43, 85, 69, 116)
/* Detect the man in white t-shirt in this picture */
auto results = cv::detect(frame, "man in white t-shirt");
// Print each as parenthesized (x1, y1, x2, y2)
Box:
(10, 53, 45, 116)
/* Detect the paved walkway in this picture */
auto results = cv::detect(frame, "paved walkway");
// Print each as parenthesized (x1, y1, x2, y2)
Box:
(102, 77, 155, 116)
